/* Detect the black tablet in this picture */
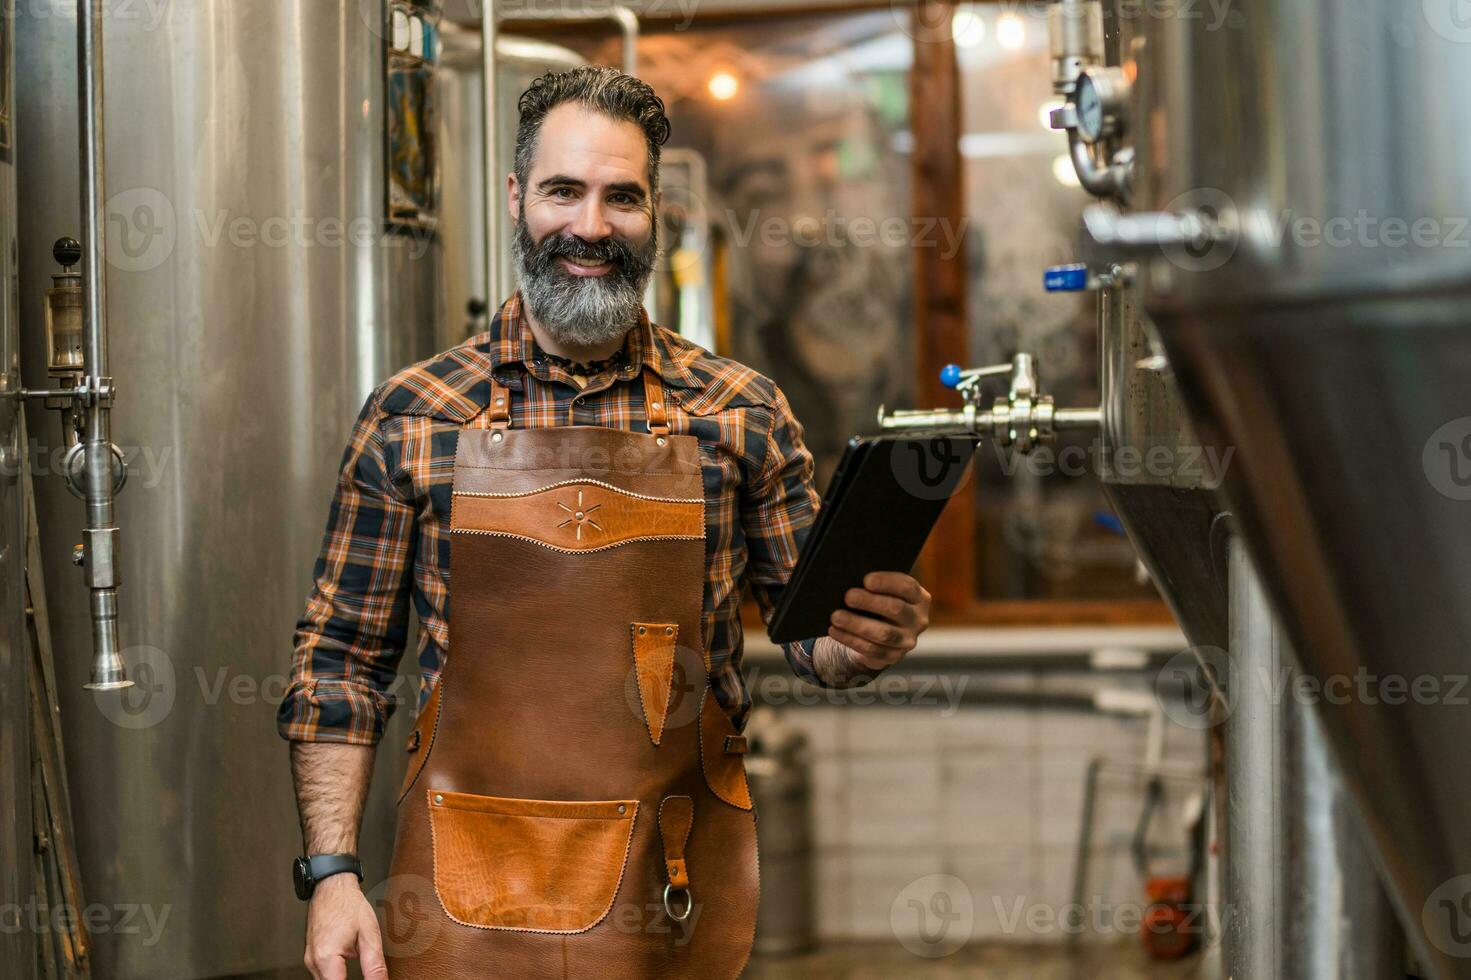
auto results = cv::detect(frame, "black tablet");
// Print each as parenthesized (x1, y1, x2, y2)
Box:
(766, 433, 979, 644)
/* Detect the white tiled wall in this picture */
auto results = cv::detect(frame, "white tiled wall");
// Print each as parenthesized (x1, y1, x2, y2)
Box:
(758, 671, 1207, 946)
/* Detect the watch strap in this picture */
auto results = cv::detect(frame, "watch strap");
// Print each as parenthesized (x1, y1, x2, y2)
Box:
(297, 853, 363, 900)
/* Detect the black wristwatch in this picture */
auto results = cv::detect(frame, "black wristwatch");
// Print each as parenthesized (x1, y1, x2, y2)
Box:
(292, 854, 364, 900)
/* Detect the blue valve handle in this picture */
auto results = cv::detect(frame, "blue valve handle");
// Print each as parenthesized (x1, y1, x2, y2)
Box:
(1043, 263, 1090, 292)
(940, 364, 963, 389)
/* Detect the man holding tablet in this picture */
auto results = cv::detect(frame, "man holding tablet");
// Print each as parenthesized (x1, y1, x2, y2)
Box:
(279, 66, 934, 979)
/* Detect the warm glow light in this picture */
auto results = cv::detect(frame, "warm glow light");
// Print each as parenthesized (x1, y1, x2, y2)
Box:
(708, 71, 739, 101)
(1038, 98, 1064, 130)
(1052, 153, 1081, 187)
(952, 7, 985, 48)
(996, 12, 1026, 50)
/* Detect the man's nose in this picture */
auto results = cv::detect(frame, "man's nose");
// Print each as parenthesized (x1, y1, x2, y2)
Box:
(567, 196, 612, 242)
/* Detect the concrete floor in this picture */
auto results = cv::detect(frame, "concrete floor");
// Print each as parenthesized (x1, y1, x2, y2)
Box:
(746, 943, 1218, 980)
(241, 942, 1218, 979)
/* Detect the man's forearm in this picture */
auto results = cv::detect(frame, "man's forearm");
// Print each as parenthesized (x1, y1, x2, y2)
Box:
(290, 742, 376, 854)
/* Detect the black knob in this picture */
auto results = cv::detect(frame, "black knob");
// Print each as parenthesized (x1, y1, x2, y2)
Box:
(466, 297, 488, 318)
(53, 237, 82, 269)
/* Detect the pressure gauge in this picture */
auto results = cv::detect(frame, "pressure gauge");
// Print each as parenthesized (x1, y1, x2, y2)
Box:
(1072, 66, 1130, 143)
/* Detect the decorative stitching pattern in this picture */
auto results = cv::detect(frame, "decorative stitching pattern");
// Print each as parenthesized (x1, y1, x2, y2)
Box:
(454, 477, 701, 504)
(449, 528, 703, 554)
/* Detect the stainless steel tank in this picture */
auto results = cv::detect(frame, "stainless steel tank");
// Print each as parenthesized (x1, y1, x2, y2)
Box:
(1047, 0, 1231, 652)
(15, 2, 439, 976)
(1120, 2, 1471, 975)
(0, 0, 31, 969)
(1096, 279, 1229, 651)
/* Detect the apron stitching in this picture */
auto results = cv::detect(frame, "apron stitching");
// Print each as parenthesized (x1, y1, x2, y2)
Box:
(449, 529, 703, 554)
(453, 478, 700, 504)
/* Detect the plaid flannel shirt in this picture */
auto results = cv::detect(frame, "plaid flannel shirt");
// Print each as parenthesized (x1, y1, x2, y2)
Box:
(277, 293, 832, 746)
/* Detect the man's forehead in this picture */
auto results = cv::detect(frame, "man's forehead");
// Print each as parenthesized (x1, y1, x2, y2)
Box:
(528, 105, 650, 189)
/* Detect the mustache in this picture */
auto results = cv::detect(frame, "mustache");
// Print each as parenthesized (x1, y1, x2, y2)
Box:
(521, 230, 653, 281)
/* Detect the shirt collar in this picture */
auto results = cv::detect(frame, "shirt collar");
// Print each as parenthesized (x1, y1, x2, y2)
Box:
(482, 292, 704, 392)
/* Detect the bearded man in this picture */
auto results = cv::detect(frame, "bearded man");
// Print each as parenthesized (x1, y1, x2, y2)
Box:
(279, 66, 933, 980)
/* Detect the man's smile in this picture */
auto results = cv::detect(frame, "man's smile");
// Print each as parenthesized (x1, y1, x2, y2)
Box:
(557, 254, 614, 277)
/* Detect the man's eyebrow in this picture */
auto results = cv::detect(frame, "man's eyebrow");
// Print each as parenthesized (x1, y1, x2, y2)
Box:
(605, 181, 648, 200)
(535, 175, 648, 200)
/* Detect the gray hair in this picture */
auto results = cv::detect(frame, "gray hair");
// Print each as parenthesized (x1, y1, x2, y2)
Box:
(514, 66, 672, 198)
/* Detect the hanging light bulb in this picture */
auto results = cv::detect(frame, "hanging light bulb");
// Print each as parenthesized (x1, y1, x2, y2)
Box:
(996, 12, 1026, 50)
(708, 71, 739, 101)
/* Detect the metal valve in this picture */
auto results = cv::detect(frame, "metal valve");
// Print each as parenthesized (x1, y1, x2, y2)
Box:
(877, 353, 1101, 454)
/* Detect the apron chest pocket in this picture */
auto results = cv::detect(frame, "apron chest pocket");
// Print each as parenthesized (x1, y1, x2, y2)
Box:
(426, 789, 639, 933)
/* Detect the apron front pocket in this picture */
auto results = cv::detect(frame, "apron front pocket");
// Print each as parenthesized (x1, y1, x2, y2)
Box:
(426, 789, 639, 933)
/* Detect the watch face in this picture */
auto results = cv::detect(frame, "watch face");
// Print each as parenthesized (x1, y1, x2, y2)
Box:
(1076, 75, 1104, 141)
(293, 857, 311, 900)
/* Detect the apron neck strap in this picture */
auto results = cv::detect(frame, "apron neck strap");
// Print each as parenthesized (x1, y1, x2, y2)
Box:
(485, 377, 512, 430)
(482, 366, 669, 435)
(643, 368, 670, 436)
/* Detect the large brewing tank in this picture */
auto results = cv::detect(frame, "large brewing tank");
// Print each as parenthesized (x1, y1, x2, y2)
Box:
(1117, 2, 1471, 975)
(1051, 1, 1230, 652)
(0, 0, 29, 969)
(1096, 279, 1229, 651)
(15, 2, 439, 976)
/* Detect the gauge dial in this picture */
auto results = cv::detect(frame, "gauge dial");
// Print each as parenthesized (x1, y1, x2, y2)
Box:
(1075, 72, 1105, 142)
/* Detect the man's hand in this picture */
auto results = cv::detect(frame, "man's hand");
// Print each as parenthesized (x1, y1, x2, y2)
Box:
(826, 571, 932, 671)
(304, 874, 388, 980)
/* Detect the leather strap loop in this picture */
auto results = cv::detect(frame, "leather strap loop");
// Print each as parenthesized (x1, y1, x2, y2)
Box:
(657, 795, 694, 889)
(486, 378, 512, 430)
(723, 735, 748, 755)
(643, 370, 670, 436)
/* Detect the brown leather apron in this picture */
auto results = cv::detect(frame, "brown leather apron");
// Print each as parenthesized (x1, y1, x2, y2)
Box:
(384, 367, 759, 978)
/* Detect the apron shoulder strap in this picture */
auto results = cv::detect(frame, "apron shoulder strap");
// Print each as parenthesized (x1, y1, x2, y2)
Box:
(643, 368, 670, 437)
(484, 376, 512, 430)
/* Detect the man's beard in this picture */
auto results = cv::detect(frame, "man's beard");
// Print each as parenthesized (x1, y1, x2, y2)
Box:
(512, 213, 657, 349)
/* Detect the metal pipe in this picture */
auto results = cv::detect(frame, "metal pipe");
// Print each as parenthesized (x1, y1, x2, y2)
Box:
(1055, 406, 1102, 429)
(76, 0, 127, 691)
(1068, 129, 1129, 201)
(480, 1, 502, 311)
(515, 7, 639, 75)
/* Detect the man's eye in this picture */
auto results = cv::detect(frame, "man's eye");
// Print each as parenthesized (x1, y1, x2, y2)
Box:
(550, 187, 576, 199)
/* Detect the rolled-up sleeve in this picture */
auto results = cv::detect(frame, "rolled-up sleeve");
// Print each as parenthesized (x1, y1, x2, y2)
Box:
(740, 387, 856, 689)
(276, 390, 417, 745)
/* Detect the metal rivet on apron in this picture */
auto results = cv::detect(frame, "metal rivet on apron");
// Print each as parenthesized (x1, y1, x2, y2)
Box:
(656, 437, 666, 446)
(651, 401, 662, 411)
(495, 396, 504, 404)
(575, 511, 584, 519)
(617, 804, 626, 814)
(638, 626, 647, 635)
(491, 432, 503, 443)
(665, 627, 674, 636)
(433, 794, 443, 805)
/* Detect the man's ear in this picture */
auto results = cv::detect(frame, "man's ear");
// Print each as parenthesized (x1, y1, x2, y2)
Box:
(506, 172, 520, 225)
